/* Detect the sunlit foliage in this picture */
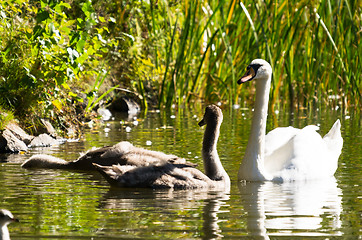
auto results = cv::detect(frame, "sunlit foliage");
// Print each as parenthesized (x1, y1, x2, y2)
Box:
(0, 0, 360, 132)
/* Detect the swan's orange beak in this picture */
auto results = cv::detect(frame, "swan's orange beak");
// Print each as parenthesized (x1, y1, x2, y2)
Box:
(198, 118, 206, 127)
(237, 66, 256, 84)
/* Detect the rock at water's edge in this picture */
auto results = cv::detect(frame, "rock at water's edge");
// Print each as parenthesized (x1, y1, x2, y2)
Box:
(0, 129, 28, 153)
(6, 123, 34, 145)
(41, 119, 57, 138)
(29, 133, 61, 147)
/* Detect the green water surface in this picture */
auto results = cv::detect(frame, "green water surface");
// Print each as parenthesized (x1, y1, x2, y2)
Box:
(0, 106, 360, 239)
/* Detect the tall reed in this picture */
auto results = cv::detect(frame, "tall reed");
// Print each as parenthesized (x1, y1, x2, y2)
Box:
(132, 0, 360, 109)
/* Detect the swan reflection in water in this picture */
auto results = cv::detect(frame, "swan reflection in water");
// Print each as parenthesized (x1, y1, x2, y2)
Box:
(238, 178, 342, 239)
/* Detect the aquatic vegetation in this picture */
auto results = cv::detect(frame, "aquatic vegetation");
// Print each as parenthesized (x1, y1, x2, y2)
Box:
(140, 0, 361, 109)
(0, 0, 360, 133)
(96, 0, 360, 110)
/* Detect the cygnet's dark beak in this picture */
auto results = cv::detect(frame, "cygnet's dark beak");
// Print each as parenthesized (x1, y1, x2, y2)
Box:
(198, 118, 206, 127)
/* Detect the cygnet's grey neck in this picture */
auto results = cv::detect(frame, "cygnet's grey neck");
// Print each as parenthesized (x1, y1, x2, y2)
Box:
(202, 120, 227, 181)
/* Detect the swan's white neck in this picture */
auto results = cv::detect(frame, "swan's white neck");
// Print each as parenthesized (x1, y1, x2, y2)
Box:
(1, 225, 10, 240)
(239, 76, 271, 181)
(202, 121, 229, 184)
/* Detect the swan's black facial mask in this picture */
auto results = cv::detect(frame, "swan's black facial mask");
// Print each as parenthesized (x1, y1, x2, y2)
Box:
(237, 64, 262, 84)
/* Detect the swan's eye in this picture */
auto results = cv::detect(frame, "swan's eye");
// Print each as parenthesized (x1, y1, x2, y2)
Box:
(247, 66, 251, 70)
(250, 64, 262, 73)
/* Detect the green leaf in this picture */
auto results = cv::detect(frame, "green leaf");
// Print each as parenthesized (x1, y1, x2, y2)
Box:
(68, 91, 78, 98)
(99, 16, 105, 23)
(62, 83, 71, 90)
(76, 39, 86, 53)
(52, 100, 62, 111)
(81, 0, 93, 18)
(61, 2, 71, 9)
(32, 25, 44, 39)
(36, 10, 50, 23)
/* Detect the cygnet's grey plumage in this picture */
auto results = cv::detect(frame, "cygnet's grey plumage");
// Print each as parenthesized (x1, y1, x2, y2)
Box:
(22, 141, 192, 170)
(94, 105, 230, 190)
(0, 209, 18, 240)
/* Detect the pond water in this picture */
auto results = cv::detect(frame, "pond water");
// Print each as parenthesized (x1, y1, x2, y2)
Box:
(0, 105, 361, 239)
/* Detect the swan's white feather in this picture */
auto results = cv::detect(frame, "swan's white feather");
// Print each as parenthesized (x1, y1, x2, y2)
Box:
(263, 124, 333, 180)
(272, 125, 336, 181)
(263, 121, 342, 182)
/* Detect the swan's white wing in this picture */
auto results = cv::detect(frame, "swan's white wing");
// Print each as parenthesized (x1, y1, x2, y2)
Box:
(264, 125, 321, 178)
(263, 127, 301, 175)
(266, 125, 338, 181)
(264, 135, 295, 174)
(323, 119, 343, 155)
(280, 129, 332, 181)
(264, 127, 301, 156)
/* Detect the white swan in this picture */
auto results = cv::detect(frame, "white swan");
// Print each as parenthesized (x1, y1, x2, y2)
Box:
(94, 105, 230, 189)
(237, 59, 343, 182)
(0, 209, 19, 240)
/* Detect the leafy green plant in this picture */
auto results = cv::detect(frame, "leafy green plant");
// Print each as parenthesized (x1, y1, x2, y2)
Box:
(0, 0, 118, 131)
(0, 107, 14, 131)
(84, 69, 119, 115)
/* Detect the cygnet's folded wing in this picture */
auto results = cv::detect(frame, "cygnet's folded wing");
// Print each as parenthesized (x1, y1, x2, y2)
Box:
(93, 162, 210, 189)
